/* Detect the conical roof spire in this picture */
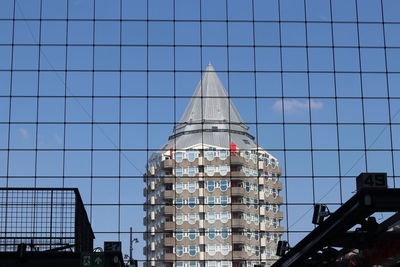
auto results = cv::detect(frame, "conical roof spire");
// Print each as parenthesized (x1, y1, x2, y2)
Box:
(178, 63, 246, 128)
(166, 64, 256, 149)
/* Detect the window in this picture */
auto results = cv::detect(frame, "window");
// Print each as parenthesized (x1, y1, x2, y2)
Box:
(175, 166, 183, 177)
(188, 229, 196, 240)
(176, 229, 183, 241)
(176, 245, 184, 257)
(188, 213, 197, 224)
(176, 214, 183, 225)
(208, 261, 217, 267)
(243, 166, 250, 176)
(187, 149, 197, 162)
(246, 197, 251, 208)
(207, 180, 215, 192)
(205, 147, 216, 161)
(206, 165, 215, 176)
(272, 204, 278, 213)
(188, 181, 196, 193)
(189, 245, 197, 256)
(189, 261, 197, 267)
(175, 151, 184, 162)
(188, 197, 196, 208)
(207, 212, 216, 223)
(272, 188, 278, 198)
(207, 244, 216, 256)
(221, 228, 229, 239)
(208, 228, 216, 239)
(243, 139, 250, 145)
(221, 244, 230, 255)
(176, 198, 183, 209)
(221, 261, 230, 267)
(219, 150, 228, 160)
(244, 151, 250, 160)
(220, 180, 229, 191)
(188, 166, 196, 177)
(219, 164, 228, 176)
(245, 181, 250, 192)
(221, 196, 228, 207)
(271, 158, 276, 168)
(207, 196, 215, 208)
(176, 262, 184, 267)
(220, 212, 229, 223)
(175, 182, 183, 193)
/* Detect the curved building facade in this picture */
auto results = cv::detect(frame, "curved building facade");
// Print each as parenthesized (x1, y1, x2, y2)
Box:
(143, 64, 283, 267)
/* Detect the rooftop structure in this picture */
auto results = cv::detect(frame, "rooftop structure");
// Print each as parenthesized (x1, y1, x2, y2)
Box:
(143, 64, 283, 267)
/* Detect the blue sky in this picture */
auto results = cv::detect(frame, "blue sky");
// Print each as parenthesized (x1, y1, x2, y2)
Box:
(1, 0, 400, 262)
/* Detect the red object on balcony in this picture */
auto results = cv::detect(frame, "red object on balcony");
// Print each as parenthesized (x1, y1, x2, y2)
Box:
(230, 142, 237, 156)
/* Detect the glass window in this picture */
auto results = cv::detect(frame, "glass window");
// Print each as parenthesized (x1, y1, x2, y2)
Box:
(188, 213, 197, 224)
(175, 182, 183, 193)
(188, 197, 196, 209)
(208, 228, 216, 239)
(207, 244, 216, 256)
(221, 228, 229, 239)
(220, 212, 229, 223)
(188, 229, 196, 240)
(188, 181, 196, 193)
(243, 166, 250, 176)
(176, 214, 183, 225)
(175, 151, 183, 162)
(176, 262, 184, 267)
(219, 150, 228, 160)
(221, 196, 228, 207)
(176, 229, 183, 241)
(187, 150, 197, 162)
(189, 261, 197, 267)
(176, 198, 183, 209)
(176, 245, 184, 257)
(205, 148, 215, 161)
(244, 151, 250, 160)
(189, 245, 197, 256)
(220, 180, 229, 191)
(272, 204, 278, 213)
(175, 166, 183, 177)
(188, 166, 196, 177)
(221, 261, 230, 267)
(208, 261, 217, 267)
(246, 197, 251, 208)
(206, 165, 215, 176)
(219, 164, 228, 176)
(207, 196, 215, 208)
(207, 212, 216, 224)
(207, 180, 215, 192)
(221, 244, 230, 255)
(245, 182, 250, 192)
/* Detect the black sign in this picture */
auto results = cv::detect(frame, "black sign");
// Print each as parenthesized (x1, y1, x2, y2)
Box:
(356, 173, 387, 191)
(104, 241, 122, 252)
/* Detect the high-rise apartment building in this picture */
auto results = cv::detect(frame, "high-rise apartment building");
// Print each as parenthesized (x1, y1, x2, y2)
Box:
(143, 64, 283, 267)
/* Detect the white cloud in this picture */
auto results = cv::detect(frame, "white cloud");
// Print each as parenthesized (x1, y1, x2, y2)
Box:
(19, 127, 30, 139)
(273, 99, 323, 112)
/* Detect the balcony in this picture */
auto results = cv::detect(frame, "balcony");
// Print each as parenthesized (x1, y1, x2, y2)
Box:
(230, 171, 246, 181)
(231, 204, 248, 213)
(163, 253, 175, 261)
(231, 219, 246, 228)
(232, 234, 248, 243)
(161, 175, 175, 184)
(162, 159, 174, 169)
(163, 237, 175, 246)
(163, 190, 174, 199)
(163, 221, 175, 230)
(163, 206, 175, 214)
(231, 187, 246, 196)
(229, 155, 245, 165)
(232, 251, 259, 260)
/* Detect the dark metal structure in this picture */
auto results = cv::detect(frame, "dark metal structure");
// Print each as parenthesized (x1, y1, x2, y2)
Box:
(0, 188, 94, 253)
(272, 188, 400, 266)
